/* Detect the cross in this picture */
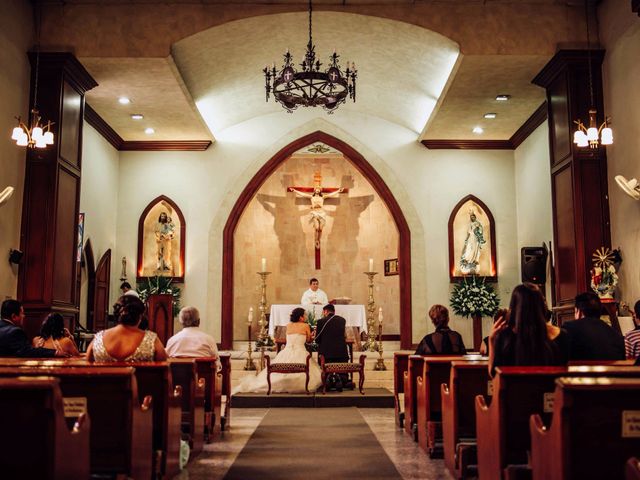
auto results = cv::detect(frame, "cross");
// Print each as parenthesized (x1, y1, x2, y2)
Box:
(287, 172, 348, 269)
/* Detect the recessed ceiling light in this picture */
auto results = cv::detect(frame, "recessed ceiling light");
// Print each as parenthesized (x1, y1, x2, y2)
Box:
(495, 94, 511, 101)
(131, 114, 144, 120)
(473, 126, 484, 134)
(484, 113, 497, 119)
(144, 127, 155, 135)
(118, 97, 131, 105)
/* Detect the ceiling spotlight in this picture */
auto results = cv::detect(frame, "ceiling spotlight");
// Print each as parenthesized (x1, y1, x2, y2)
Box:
(484, 113, 497, 119)
(144, 127, 155, 135)
(118, 97, 131, 105)
(131, 114, 144, 120)
(473, 126, 484, 134)
(495, 95, 511, 101)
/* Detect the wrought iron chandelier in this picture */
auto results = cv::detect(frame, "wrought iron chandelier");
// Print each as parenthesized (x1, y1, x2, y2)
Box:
(573, 0, 612, 149)
(263, 0, 357, 113)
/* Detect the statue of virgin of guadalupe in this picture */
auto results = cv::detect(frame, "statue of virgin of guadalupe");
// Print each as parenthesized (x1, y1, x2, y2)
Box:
(459, 210, 486, 274)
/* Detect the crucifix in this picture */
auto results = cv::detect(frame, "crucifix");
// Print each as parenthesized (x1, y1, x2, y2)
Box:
(287, 172, 348, 269)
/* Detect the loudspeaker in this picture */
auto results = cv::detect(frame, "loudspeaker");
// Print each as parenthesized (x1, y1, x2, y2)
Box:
(8, 249, 23, 265)
(521, 246, 548, 284)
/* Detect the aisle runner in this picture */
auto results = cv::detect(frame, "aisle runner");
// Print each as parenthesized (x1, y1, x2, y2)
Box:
(223, 407, 403, 480)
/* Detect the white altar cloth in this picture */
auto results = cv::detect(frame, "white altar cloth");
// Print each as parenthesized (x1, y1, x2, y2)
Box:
(268, 304, 368, 336)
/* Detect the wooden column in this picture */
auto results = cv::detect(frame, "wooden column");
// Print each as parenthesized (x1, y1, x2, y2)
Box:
(532, 50, 611, 324)
(17, 53, 97, 338)
(147, 294, 174, 345)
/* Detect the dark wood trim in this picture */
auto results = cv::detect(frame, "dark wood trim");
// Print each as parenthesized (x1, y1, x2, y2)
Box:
(634, 0, 640, 16)
(84, 239, 96, 330)
(84, 104, 123, 150)
(381, 334, 401, 341)
(422, 102, 548, 151)
(136, 195, 186, 283)
(120, 141, 211, 151)
(221, 131, 413, 350)
(447, 194, 498, 283)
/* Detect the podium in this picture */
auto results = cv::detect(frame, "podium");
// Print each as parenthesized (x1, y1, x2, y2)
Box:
(146, 294, 173, 345)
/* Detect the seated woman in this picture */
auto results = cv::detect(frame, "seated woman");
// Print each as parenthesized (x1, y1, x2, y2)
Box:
(87, 295, 167, 362)
(479, 309, 509, 356)
(32, 313, 80, 357)
(233, 307, 323, 394)
(415, 304, 466, 355)
(488, 283, 568, 377)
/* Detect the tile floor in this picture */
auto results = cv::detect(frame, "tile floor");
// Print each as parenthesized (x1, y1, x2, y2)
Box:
(174, 408, 451, 480)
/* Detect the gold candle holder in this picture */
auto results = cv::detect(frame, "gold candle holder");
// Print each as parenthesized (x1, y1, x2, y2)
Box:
(244, 309, 256, 371)
(257, 271, 272, 369)
(362, 271, 379, 352)
(374, 308, 386, 370)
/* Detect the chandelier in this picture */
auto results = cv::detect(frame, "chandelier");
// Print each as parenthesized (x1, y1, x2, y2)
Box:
(573, 0, 612, 149)
(263, 0, 357, 113)
(11, 7, 54, 149)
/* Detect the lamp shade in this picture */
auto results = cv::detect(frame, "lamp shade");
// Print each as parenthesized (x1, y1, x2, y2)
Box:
(11, 126, 23, 141)
(601, 127, 613, 145)
(16, 133, 28, 146)
(43, 131, 54, 145)
(586, 127, 598, 141)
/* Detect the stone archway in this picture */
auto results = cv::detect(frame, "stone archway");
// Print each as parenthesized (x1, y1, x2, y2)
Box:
(221, 131, 412, 349)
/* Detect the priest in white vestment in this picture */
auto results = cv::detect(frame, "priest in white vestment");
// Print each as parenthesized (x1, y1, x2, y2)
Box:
(301, 277, 328, 305)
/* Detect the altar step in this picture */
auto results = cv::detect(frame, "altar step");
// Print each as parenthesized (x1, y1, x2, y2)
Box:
(232, 388, 394, 408)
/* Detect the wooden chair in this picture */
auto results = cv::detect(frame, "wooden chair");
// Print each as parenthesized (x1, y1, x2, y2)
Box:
(0, 376, 90, 480)
(393, 352, 412, 428)
(265, 354, 311, 395)
(626, 458, 640, 480)
(530, 377, 640, 480)
(320, 354, 366, 394)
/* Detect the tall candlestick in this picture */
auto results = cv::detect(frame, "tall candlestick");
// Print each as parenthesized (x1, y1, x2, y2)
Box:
(368, 258, 374, 272)
(261, 257, 267, 272)
(244, 307, 256, 371)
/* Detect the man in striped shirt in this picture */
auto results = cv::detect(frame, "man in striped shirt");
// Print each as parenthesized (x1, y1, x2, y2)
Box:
(625, 300, 640, 359)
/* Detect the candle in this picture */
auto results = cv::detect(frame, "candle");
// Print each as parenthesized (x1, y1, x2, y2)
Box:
(248, 307, 254, 324)
(369, 258, 374, 272)
(261, 258, 266, 272)
(378, 307, 383, 324)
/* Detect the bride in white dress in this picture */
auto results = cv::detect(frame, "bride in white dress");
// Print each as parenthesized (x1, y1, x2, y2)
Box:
(233, 308, 323, 394)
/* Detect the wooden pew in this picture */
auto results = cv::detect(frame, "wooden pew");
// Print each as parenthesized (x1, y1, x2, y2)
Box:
(476, 366, 640, 480)
(194, 356, 219, 441)
(170, 358, 206, 456)
(393, 351, 411, 428)
(0, 376, 90, 480)
(441, 360, 489, 479)
(219, 352, 232, 430)
(0, 365, 153, 480)
(626, 458, 640, 480)
(415, 355, 465, 456)
(403, 354, 425, 439)
(530, 377, 640, 480)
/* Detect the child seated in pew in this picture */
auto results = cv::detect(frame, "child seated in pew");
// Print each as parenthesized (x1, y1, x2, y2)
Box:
(415, 305, 466, 355)
(87, 296, 168, 362)
(488, 283, 568, 377)
(32, 313, 80, 357)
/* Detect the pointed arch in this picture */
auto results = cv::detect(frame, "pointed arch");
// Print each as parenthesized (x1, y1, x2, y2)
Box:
(221, 131, 412, 349)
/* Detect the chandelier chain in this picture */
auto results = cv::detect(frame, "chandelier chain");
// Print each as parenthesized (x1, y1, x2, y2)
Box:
(585, 0, 594, 107)
(308, 0, 313, 46)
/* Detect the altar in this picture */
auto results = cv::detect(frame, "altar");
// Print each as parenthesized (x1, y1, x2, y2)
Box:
(268, 304, 368, 336)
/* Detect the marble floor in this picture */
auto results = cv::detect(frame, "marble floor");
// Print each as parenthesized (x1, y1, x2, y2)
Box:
(174, 408, 452, 480)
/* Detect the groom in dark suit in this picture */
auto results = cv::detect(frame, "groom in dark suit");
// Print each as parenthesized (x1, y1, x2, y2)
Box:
(316, 304, 350, 391)
(0, 299, 59, 357)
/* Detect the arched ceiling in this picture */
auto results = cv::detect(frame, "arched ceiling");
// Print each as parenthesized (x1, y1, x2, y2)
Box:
(171, 12, 460, 136)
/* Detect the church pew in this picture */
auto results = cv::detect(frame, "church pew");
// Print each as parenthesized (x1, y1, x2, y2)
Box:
(476, 366, 640, 480)
(0, 376, 90, 480)
(170, 358, 206, 456)
(441, 360, 490, 479)
(626, 458, 640, 480)
(403, 354, 426, 439)
(0, 365, 153, 480)
(530, 377, 640, 480)
(219, 352, 232, 430)
(194, 356, 219, 441)
(393, 351, 411, 428)
(415, 355, 466, 456)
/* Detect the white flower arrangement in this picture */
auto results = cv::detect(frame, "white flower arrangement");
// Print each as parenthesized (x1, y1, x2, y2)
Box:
(450, 276, 500, 318)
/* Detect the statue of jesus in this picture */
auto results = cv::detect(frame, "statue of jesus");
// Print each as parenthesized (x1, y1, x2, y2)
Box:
(289, 185, 344, 248)
(155, 212, 175, 272)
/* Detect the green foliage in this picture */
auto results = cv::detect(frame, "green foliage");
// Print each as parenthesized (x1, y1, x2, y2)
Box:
(306, 308, 317, 329)
(137, 276, 182, 318)
(450, 276, 500, 318)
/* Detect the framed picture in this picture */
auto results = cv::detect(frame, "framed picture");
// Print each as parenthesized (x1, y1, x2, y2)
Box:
(384, 258, 399, 276)
(448, 195, 497, 282)
(137, 195, 186, 282)
(77, 213, 85, 263)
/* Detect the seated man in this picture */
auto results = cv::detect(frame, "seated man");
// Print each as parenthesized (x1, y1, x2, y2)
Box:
(120, 281, 139, 298)
(301, 277, 328, 306)
(0, 299, 64, 357)
(316, 304, 350, 391)
(166, 306, 219, 364)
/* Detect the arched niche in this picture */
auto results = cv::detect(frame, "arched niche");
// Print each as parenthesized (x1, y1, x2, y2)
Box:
(221, 131, 412, 349)
(137, 195, 186, 282)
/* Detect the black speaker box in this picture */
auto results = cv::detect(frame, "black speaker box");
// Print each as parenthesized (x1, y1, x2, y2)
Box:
(8, 249, 23, 265)
(521, 246, 547, 284)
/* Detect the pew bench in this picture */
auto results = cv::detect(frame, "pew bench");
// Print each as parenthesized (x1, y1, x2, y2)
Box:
(265, 354, 311, 395)
(530, 377, 640, 480)
(0, 376, 90, 480)
(320, 354, 366, 394)
(194, 356, 219, 441)
(393, 352, 411, 428)
(170, 358, 206, 456)
(219, 353, 232, 431)
(627, 457, 640, 480)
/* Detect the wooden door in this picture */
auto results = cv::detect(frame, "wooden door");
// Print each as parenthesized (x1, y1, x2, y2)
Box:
(93, 249, 111, 331)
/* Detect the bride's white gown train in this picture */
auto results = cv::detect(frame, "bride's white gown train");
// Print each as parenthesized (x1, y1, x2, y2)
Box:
(233, 333, 323, 394)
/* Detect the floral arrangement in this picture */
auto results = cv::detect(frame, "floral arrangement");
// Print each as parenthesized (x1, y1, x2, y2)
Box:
(450, 276, 500, 318)
(590, 247, 621, 300)
(306, 308, 317, 329)
(137, 276, 182, 318)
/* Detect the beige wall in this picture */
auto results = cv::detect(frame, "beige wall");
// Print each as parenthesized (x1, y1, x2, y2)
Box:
(599, 0, 640, 306)
(0, 0, 32, 301)
(233, 152, 400, 340)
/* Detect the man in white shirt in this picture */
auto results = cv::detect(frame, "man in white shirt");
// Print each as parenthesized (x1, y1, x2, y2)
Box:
(301, 277, 329, 306)
(166, 306, 219, 363)
(120, 281, 139, 298)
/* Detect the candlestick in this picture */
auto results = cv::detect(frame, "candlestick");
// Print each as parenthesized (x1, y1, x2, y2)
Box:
(244, 307, 256, 371)
(261, 257, 267, 272)
(362, 271, 378, 352)
(256, 270, 273, 370)
(368, 258, 374, 272)
(378, 307, 383, 324)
